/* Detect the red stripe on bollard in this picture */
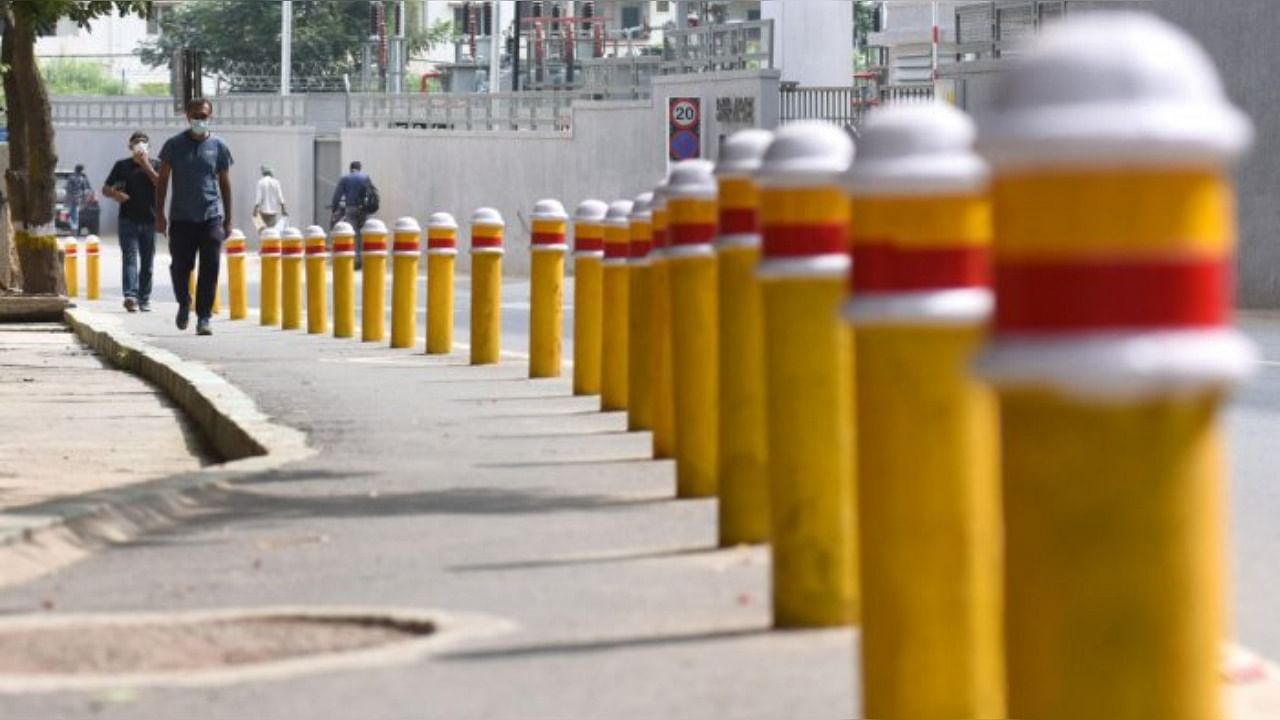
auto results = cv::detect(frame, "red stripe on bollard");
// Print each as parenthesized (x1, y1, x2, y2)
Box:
(532, 232, 566, 246)
(719, 208, 758, 235)
(762, 224, 847, 258)
(853, 245, 990, 292)
(670, 223, 717, 246)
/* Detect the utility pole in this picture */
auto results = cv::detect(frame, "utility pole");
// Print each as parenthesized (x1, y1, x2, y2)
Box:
(489, 0, 503, 93)
(281, 0, 292, 95)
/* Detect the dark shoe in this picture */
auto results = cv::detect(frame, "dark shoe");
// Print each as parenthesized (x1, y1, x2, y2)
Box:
(139, 301, 152, 312)
(176, 304, 190, 330)
(124, 297, 138, 313)
(196, 318, 212, 336)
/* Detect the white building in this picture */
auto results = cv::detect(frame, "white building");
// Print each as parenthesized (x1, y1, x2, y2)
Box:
(34, 1, 174, 91)
(763, 0, 853, 86)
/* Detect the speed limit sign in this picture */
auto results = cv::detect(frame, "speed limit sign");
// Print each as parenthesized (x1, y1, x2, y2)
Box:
(669, 97, 702, 160)
(670, 97, 700, 129)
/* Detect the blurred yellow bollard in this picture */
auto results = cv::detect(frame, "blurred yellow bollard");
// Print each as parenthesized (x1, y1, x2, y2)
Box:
(331, 222, 357, 339)
(280, 226, 304, 330)
(846, 105, 1003, 720)
(304, 225, 328, 334)
(62, 237, 79, 297)
(84, 235, 100, 300)
(649, 180, 676, 459)
(391, 217, 421, 350)
(529, 199, 569, 378)
(361, 218, 388, 343)
(977, 16, 1254, 720)
(469, 207, 505, 365)
(668, 163, 720, 499)
(225, 229, 248, 320)
(572, 200, 608, 394)
(626, 193, 655, 431)
(258, 227, 281, 326)
(715, 130, 773, 545)
(600, 199, 634, 411)
(426, 212, 458, 355)
(758, 121, 858, 628)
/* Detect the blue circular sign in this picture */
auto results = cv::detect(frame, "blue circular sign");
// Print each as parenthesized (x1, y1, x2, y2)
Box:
(670, 129, 700, 160)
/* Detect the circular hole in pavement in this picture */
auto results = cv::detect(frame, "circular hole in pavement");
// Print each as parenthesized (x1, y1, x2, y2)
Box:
(0, 606, 492, 693)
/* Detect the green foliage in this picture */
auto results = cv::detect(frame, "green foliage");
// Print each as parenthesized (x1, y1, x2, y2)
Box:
(9, 0, 150, 30)
(135, 81, 169, 97)
(139, 0, 453, 86)
(854, 1, 880, 72)
(40, 58, 124, 95)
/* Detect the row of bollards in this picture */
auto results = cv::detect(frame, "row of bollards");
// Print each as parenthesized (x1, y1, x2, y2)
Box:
(95, 13, 1244, 719)
(61, 235, 100, 300)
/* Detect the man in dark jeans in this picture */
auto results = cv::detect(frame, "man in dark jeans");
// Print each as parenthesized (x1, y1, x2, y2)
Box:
(331, 160, 372, 270)
(155, 97, 234, 336)
(65, 164, 92, 234)
(103, 131, 160, 313)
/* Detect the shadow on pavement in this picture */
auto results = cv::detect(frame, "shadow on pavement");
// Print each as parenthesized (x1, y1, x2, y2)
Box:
(447, 544, 722, 573)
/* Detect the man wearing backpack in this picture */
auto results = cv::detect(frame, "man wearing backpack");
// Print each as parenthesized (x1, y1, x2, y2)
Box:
(331, 161, 378, 270)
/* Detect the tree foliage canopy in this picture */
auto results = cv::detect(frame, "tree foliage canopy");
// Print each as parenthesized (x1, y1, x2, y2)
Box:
(139, 0, 452, 91)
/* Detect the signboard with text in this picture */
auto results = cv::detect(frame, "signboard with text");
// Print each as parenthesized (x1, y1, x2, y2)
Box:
(668, 97, 702, 161)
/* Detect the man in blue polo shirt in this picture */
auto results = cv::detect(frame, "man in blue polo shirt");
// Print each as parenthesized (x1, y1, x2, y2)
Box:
(156, 97, 234, 336)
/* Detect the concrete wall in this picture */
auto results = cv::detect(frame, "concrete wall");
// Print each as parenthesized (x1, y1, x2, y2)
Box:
(343, 69, 779, 276)
(53, 125, 316, 242)
(1155, 0, 1280, 308)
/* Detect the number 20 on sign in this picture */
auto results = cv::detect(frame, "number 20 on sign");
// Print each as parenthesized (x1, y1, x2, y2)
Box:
(669, 97, 702, 161)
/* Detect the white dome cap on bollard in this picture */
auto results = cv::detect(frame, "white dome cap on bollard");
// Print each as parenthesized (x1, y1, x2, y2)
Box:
(282, 226, 303, 240)
(471, 207, 504, 227)
(260, 226, 281, 239)
(394, 217, 421, 233)
(977, 13, 1252, 170)
(228, 228, 246, 240)
(605, 200, 634, 227)
(427, 212, 458, 230)
(759, 120, 855, 187)
(532, 199, 568, 221)
(630, 192, 654, 220)
(846, 103, 989, 197)
(667, 160, 717, 199)
(716, 128, 774, 177)
(361, 218, 387, 234)
(331, 221, 354, 236)
(304, 225, 326, 238)
(574, 199, 609, 222)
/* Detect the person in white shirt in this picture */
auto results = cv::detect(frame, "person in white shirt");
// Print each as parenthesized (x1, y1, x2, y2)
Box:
(253, 165, 286, 231)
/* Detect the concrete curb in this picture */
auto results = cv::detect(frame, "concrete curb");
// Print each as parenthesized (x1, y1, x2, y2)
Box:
(0, 308, 314, 587)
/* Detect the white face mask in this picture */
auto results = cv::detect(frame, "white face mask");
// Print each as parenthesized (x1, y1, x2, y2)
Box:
(189, 118, 210, 136)
(131, 141, 148, 155)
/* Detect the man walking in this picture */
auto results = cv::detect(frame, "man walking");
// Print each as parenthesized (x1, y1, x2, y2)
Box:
(102, 131, 160, 313)
(331, 161, 374, 270)
(254, 164, 286, 232)
(155, 97, 234, 336)
(65, 164, 92, 234)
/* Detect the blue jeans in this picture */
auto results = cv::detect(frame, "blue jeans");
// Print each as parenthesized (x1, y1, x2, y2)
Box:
(119, 216, 155, 302)
(69, 203, 81, 232)
(169, 218, 225, 320)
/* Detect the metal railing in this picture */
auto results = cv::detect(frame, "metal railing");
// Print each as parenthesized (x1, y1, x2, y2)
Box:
(50, 94, 308, 127)
(954, 0, 1152, 62)
(346, 92, 575, 133)
(663, 19, 773, 75)
(577, 56, 660, 100)
(780, 84, 936, 129)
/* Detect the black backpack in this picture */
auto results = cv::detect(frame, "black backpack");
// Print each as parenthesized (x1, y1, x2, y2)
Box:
(358, 181, 380, 215)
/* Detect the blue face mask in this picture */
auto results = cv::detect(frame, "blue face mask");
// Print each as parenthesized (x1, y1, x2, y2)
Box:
(189, 118, 210, 136)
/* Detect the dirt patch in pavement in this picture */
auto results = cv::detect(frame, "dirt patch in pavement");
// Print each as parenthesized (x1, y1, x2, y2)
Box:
(0, 614, 434, 674)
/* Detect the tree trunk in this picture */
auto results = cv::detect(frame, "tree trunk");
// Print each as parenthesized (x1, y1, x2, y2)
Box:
(2, 5, 64, 296)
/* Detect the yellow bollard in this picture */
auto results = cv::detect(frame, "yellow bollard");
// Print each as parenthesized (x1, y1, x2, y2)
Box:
(280, 226, 304, 330)
(758, 121, 858, 628)
(572, 200, 608, 395)
(304, 225, 328, 334)
(361, 218, 388, 343)
(62, 237, 79, 298)
(390, 217, 421, 350)
(225, 229, 248, 320)
(426, 212, 458, 355)
(187, 264, 223, 315)
(667, 164, 720, 499)
(649, 182, 676, 459)
(626, 193, 655, 431)
(977, 16, 1253, 720)
(529, 199, 569, 378)
(600, 200, 634, 411)
(84, 235, 100, 300)
(469, 207, 505, 365)
(715, 130, 773, 545)
(258, 227, 281, 326)
(846, 105, 1003, 719)
(331, 222, 357, 339)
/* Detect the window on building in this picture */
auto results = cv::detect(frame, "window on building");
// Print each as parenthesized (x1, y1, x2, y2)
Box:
(621, 4, 642, 31)
(747, 9, 761, 21)
(657, 1, 671, 11)
(146, 2, 174, 36)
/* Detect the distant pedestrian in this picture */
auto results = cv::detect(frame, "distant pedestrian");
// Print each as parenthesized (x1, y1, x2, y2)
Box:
(254, 164, 287, 233)
(64, 164, 92, 234)
(155, 97, 234, 337)
(102, 131, 160, 313)
(331, 161, 378, 270)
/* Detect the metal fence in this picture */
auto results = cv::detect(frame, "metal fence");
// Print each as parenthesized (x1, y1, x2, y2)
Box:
(346, 92, 575, 133)
(955, 0, 1152, 60)
(779, 84, 936, 130)
(663, 19, 774, 75)
(50, 94, 308, 128)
